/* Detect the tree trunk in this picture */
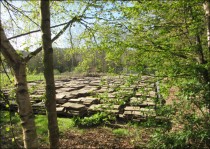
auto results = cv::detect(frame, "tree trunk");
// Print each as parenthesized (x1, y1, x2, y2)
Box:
(40, 0, 59, 148)
(14, 63, 38, 148)
(1, 23, 38, 149)
(203, 1, 210, 112)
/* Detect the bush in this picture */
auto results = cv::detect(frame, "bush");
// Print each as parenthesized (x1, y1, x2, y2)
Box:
(74, 112, 115, 127)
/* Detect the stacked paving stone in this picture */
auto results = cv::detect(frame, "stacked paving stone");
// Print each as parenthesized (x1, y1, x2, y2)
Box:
(1, 75, 159, 121)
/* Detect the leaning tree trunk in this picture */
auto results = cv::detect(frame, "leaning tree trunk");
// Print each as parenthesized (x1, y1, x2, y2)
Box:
(1, 23, 38, 149)
(14, 63, 38, 148)
(40, 0, 59, 148)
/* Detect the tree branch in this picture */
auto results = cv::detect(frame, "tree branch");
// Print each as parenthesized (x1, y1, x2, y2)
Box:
(3, 0, 40, 27)
(24, 16, 81, 62)
(8, 21, 70, 40)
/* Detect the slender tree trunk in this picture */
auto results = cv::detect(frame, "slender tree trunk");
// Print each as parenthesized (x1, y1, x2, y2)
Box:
(14, 63, 38, 148)
(40, 0, 59, 148)
(203, 1, 210, 113)
(1, 23, 38, 149)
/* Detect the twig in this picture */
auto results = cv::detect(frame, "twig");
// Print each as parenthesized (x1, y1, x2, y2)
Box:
(3, 0, 40, 27)
(0, 60, 12, 83)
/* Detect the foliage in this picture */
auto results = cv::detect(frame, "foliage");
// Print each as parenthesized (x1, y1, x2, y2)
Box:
(74, 112, 116, 127)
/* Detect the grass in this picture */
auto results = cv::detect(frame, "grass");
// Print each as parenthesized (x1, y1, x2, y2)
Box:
(0, 111, 76, 146)
(35, 115, 76, 144)
(0, 72, 70, 88)
(112, 128, 129, 137)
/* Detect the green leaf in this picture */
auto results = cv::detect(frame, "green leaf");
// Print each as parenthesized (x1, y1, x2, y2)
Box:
(6, 127, 10, 132)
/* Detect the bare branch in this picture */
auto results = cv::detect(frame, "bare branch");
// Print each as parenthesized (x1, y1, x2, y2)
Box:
(79, 20, 98, 46)
(4, 0, 40, 27)
(8, 21, 70, 40)
(1, 2, 23, 30)
(24, 16, 80, 62)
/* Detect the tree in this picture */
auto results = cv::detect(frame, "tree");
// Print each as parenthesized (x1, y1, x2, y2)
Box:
(0, 22, 38, 148)
(1, 1, 83, 147)
(40, 0, 59, 148)
(203, 0, 210, 112)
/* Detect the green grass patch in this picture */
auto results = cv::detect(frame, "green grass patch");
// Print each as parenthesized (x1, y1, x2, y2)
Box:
(27, 74, 44, 82)
(58, 117, 75, 132)
(0, 111, 76, 145)
(112, 128, 129, 137)
(0, 73, 14, 88)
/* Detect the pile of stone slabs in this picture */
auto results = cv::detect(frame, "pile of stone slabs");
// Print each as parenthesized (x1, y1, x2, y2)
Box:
(130, 97, 156, 107)
(122, 106, 156, 121)
(61, 102, 87, 116)
(1, 75, 159, 121)
(32, 102, 45, 114)
(68, 97, 99, 106)
(80, 97, 99, 106)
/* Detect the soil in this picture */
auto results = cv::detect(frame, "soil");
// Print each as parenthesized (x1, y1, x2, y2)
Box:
(40, 126, 150, 148)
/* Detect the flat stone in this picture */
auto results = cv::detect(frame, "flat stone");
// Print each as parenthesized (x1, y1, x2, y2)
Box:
(139, 101, 149, 106)
(66, 110, 87, 116)
(56, 98, 67, 104)
(149, 91, 156, 97)
(123, 111, 142, 115)
(83, 81, 90, 84)
(28, 83, 37, 86)
(80, 97, 99, 104)
(88, 104, 120, 111)
(56, 93, 66, 99)
(106, 109, 119, 114)
(89, 82, 100, 86)
(56, 107, 64, 112)
(124, 106, 141, 111)
(135, 92, 144, 97)
(146, 101, 156, 106)
(32, 102, 45, 108)
(62, 102, 86, 110)
(97, 88, 108, 93)
(130, 97, 144, 105)
(68, 98, 82, 103)
(58, 87, 76, 92)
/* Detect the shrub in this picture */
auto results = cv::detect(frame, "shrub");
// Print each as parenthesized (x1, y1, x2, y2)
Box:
(74, 112, 115, 127)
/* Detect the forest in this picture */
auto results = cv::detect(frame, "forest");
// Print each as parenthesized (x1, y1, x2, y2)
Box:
(0, 0, 210, 148)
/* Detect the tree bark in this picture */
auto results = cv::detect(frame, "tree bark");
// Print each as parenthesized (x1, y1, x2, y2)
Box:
(203, 1, 210, 112)
(0, 23, 38, 149)
(40, 0, 59, 148)
(14, 63, 38, 149)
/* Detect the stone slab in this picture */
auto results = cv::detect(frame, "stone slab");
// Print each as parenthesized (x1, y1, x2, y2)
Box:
(124, 106, 141, 111)
(123, 111, 142, 115)
(56, 93, 66, 99)
(62, 102, 86, 110)
(68, 98, 82, 103)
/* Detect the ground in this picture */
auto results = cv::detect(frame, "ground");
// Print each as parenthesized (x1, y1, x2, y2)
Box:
(40, 126, 151, 148)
